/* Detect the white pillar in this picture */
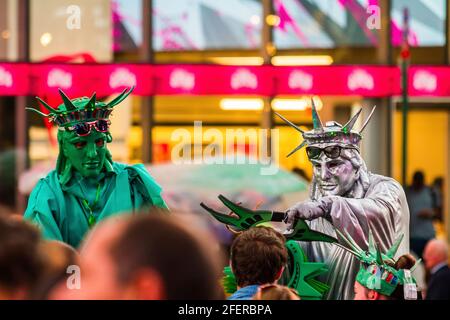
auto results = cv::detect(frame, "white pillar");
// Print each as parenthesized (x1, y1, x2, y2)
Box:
(360, 98, 392, 177)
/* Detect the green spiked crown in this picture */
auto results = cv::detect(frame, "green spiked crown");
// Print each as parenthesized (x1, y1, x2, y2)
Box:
(275, 99, 377, 157)
(335, 228, 419, 298)
(26, 87, 134, 127)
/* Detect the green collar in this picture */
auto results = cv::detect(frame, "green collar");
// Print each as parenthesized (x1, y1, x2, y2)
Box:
(59, 159, 116, 187)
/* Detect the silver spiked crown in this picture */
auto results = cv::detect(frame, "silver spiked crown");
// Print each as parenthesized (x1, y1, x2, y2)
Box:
(275, 99, 376, 157)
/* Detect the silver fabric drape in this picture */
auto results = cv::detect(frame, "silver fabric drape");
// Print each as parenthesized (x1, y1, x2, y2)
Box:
(295, 173, 410, 300)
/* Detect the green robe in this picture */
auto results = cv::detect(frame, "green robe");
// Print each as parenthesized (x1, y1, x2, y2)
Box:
(24, 162, 168, 248)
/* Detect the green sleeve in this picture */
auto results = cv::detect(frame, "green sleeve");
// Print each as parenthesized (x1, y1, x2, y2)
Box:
(23, 178, 64, 241)
(127, 164, 169, 211)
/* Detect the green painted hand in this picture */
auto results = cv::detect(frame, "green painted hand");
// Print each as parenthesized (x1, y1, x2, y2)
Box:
(200, 194, 279, 231)
(201, 195, 337, 243)
(284, 219, 337, 243)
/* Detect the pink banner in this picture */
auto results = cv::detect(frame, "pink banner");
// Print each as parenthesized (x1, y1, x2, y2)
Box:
(275, 66, 400, 96)
(0, 63, 30, 96)
(408, 67, 450, 97)
(2, 63, 450, 97)
(29, 64, 154, 97)
(153, 65, 273, 95)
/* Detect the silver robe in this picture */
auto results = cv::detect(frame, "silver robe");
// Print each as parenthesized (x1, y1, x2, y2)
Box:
(300, 173, 410, 300)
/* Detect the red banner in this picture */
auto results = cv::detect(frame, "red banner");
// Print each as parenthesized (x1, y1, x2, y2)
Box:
(0, 63, 30, 96)
(1, 62, 450, 97)
(28, 64, 154, 97)
(408, 66, 450, 97)
(153, 65, 274, 95)
(274, 66, 400, 96)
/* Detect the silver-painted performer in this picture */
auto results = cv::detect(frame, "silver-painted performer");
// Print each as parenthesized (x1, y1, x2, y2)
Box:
(278, 102, 410, 300)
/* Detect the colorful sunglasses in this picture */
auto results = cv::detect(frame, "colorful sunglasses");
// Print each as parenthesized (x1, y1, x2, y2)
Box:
(60, 119, 111, 136)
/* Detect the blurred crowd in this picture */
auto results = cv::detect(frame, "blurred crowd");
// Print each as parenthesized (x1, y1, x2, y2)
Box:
(1, 204, 449, 300)
(404, 170, 450, 300)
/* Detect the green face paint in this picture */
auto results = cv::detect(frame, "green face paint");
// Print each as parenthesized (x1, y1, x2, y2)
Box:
(62, 130, 108, 178)
(27, 87, 134, 181)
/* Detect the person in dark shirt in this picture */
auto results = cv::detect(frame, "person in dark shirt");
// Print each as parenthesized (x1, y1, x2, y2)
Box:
(423, 239, 450, 300)
(406, 171, 436, 259)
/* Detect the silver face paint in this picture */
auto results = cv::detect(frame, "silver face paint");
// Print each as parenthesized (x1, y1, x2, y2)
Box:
(311, 152, 358, 196)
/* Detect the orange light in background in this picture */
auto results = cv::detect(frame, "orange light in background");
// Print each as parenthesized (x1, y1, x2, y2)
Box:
(40, 32, 53, 47)
(272, 98, 308, 111)
(265, 14, 280, 26)
(208, 56, 265, 66)
(1, 30, 10, 40)
(272, 96, 323, 111)
(220, 98, 264, 111)
(271, 55, 334, 66)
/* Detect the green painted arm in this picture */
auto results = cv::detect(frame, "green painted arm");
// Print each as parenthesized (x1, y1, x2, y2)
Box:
(200, 194, 337, 243)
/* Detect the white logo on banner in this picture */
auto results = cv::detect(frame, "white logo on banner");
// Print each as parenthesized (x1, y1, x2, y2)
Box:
(170, 69, 195, 90)
(413, 70, 437, 92)
(348, 69, 374, 91)
(47, 69, 72, 89)
(0, 67, 13, 87)
(231, 69, 258, 89)
(109, 68, 137, 89)
(288, 70, 313, 90)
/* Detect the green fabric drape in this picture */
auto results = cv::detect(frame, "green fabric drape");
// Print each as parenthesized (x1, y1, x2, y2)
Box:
(24, 162, 168, 248)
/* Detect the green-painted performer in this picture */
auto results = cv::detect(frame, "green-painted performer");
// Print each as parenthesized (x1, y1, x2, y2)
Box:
(24, 87, 168, 248)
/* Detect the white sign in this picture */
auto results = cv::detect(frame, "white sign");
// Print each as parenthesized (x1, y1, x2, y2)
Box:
(413, 70, 437, 92)
(47, 69, 72, 89)
(348, 69, 374, 91)
(109, 68, 137, 89)
(231, 68, 258, 90)
(170, 69, 195, 90)
(288, 70, 313, 90)
(0, 67, 13, 87)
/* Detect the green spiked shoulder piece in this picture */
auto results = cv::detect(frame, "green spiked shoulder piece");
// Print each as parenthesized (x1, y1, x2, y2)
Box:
(26, 87, 134, 128)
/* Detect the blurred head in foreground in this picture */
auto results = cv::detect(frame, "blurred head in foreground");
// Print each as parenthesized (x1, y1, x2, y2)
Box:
(423, 239, 448, 271)
(253, 284, 300, 300)
(31, 241, 79, 299)
(0, 214, 43, 299)
(52, 210, 224, 300)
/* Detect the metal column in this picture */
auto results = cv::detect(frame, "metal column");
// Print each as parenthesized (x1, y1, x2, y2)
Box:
(444, 0, 450, 245)
(260, 0, 275, 157)
(15, 0, 29, 215)
(361, 0, 393, 177)
(140, 0, 154, 163)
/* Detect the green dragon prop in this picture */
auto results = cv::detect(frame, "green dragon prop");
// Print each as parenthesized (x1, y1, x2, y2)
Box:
(200, 195, 338, 300)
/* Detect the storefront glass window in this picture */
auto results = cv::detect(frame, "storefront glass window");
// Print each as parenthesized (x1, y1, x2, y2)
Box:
(153, 0, 262, 51)
(391, 0, 446, 47)
(274, 0, 379, 48)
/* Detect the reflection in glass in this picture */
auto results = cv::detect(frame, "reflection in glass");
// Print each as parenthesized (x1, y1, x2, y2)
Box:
(274, 0, 379, 48)
(153, 0, 262, 51)
(391, 0, 445, 47)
